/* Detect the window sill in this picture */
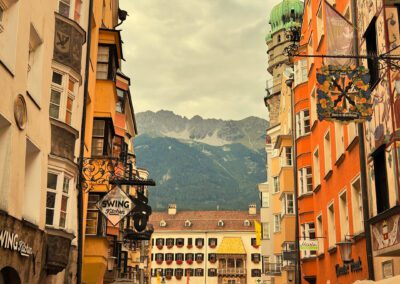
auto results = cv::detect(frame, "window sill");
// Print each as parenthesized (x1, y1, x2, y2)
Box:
(324, 169, 333, 181)
(298, 192, 313, 200)
(328, 246, 337, 254)
(317, 252, 325, 259)
(346, 136, 359, 152)
(334, 153, 345, 167)
(301, 256, 317, 262)
(313, 184, 321, 193)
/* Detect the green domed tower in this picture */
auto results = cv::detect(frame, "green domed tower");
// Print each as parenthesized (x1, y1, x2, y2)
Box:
(265, 0, 303, 126)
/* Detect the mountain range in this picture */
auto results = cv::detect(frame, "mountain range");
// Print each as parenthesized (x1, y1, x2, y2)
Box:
(134, 110, 268, 211)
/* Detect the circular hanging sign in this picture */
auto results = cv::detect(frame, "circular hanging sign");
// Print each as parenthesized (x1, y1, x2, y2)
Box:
(14, 94, 27, 130)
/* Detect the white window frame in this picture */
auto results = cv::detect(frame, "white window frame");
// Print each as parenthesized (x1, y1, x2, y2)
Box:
(262, 222, 270, 240)
(45, 170, 73, 229)
(298, 167, 313, 196)
(339, 189, 349, 241)
(316, 214, 324, 254)
(296, 109, 310, 138)
(261, 191, 270, 208)
(273, 176, 280, 193)
(280, 146, 292, 167)
(301, 222, 317, 258)
(313, 147, 321, 188)
(58, 0, 82, 23)
(274, 214, 281, 233)
(282, 193, 295, 215)
(351, 176, 364, 234)
(294, 59, 308, 86)
(327, 202, 336, 248)
(50, 68, 77, 126)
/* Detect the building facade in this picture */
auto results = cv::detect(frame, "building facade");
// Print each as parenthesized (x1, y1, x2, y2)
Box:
(149, 205, 262, 284)
(0, 0, 88, 283)
(261, 1, 303, 283)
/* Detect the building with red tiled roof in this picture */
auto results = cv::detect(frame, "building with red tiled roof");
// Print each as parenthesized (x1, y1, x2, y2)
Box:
(149, 204, 262, 284)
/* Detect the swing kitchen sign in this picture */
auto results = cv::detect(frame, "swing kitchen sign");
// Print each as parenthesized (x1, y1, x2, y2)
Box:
(316, 65, 373, 122)
(97, 187, 134, 226)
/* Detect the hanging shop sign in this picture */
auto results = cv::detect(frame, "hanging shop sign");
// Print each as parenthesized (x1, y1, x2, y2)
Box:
(0, 229, 33, 257)
(316, 65, 372, 122)
(97, 186, 134, 226)
(299, 239, 319, 251)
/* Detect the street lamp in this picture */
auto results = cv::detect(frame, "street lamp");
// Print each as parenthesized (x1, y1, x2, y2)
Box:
(337, 237, 354, 263)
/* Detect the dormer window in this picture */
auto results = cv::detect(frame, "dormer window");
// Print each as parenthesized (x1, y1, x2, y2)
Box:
(217, 220, 224, 227)
(184, 220, 192, 227)
(160, 220, 167, 227)
(244, 220, 251, 227)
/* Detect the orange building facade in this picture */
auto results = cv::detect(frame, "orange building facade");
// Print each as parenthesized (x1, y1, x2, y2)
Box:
(294, 0, 369, 283)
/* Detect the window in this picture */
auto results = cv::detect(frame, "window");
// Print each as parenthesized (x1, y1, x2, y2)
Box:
(313, 148, 321, 188)
(155, 253, 163, 262)
(365, 18, 379, 87)
(273, 176, 280, 193)
(280, 146, 292, 166)
(298, 167, 313, 195)
(195, 238, 204, 247)
(165, 268, 173, 278)
(316, 215, 324, 254)
(308, 33, 314, 71)
(251, 238, 257, 247)
(310, 88, 317, 124)
(155, 238, 164, 247)
(194, 268, 204, 277)
(301, 222, 317, 257)
(251, 269, 262, 277)
(46, 172, 72, 229)
(96, 45, 117, 81)
(262, 222, 270, 240)
(351, 177, 364, 233)
(91, 119, 113, 156)
(49, 70, 77, 125)
(86, 194, 106, 236)
(195, 253, 204, 262)
(347, 122, 358, 145)
(294, 59, 308, 85)
(339, 190, 349, 240)
(324, 131, 332, 174)
(185, 269, 194, 277)
(208, 253, 216, 263)
(208, 238, 217, 247)
(116, 88, 125, 113)
(282, 193, 295, 215)
(175, 253, 184, 261)
(208, 268, 217, 277)
(306, 0, 312, 25)
(296, 110, 310, 137)
(274, 214, 281, 232)
(261, 191, 270, 207)
(328, 203, 336, 247)
(334, 122, 345, 160)
(251, 253, 261, 263)
(175, 268, 183, 277)
(74, 0, 81, 22)
(217, 220, 224, 227)
(316, 2, 324, 45)
(187, 238, 192, 247)
(373, 146, 389, 214)
(159, 220, 166, 227)
(176, 238, 184, 247)
(58, 0, 70, 17)
(165, 253, 174, 261)
(166, 238, 174, 247)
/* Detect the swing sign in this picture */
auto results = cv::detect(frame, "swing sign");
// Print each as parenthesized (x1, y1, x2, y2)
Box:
(97, 187, 134, 226)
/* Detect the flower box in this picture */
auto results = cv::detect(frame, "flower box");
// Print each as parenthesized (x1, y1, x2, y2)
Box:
(209, 259, 216, 264)
(186, 244, 192, 249)
(196, 259, 203, 264)
(252, 245, 259, 249)
(176, 260, 183, 265)
(157, 245, 163, 250)
(209, 244, 216, 248)
(176, 275, 182, 280)
(166, 260, 173, 265)
(166, 275, 172, 280)
(186, 259, 193, 265)
(167, 245, 173, 249)
(196, 245, 203, 249)
(156, 260, 163, 265)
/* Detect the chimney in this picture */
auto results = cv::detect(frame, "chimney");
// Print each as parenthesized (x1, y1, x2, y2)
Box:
(249, 203, 257, 215)
(168, 204, 177, 215)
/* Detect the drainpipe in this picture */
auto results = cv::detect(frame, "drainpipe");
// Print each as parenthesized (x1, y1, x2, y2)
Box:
(77, 0, 94, 283)
(350, 0, 374, 280)
(286, 75, 300, 284)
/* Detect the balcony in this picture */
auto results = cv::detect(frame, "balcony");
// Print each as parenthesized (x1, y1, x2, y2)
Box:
(264, 263, 282, 275)
(217, 268, 246, 276)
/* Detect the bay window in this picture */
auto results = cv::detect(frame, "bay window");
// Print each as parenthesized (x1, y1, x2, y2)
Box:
(96, 45, 118, 81)
(45, 171, 73, 229)
(49, 70, 77, 126)
(280, 146, 292, 166)
(91, 119, 114, 157)
(301, 222, 317, 258)
(116, 88, 125, 113)
(298, 167, 313, 195)
(282, 193, 295, 215)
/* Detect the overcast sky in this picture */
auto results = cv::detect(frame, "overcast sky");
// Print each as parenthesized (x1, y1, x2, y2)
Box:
(120, 0, 281, 120)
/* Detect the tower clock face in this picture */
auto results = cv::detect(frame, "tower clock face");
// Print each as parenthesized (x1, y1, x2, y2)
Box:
(14, 94, 27, 130)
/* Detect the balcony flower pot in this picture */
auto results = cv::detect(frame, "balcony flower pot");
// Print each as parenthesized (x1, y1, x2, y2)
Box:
(176, 275, 182, 280)
(166, 275, 172, 280)
(167, 245, 173, 249)
(166, 260, 173, 265)
(186, 244, 192, 249)
(209, 259, 216, 264)
(186, 260, 193, 265)
(209, 244, 216, 249)
(196, 259, 203, 264)
(156, 260, 163, 265)
(196, 245, 203, 249)
(157, 245, 163, 250)
(176, 260, 183, 265)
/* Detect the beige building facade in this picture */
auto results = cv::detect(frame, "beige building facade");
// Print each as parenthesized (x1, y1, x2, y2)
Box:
(149, 205, 262, 284)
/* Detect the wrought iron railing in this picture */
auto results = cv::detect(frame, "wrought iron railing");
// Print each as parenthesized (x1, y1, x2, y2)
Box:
(264, 262, 282, 275)
(217, 268, 246, 275)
